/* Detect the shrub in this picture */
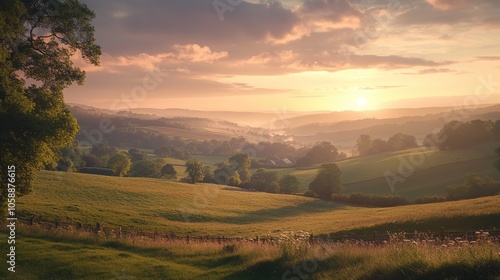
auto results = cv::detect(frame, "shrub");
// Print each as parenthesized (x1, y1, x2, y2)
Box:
(129, 159, 165, 178)
(221, 244, 238, 253)
(332, 193, 409, 207)
(414, 195, 446, 204)
(446, 174, 500, 201)
(161, 163, 177, 179)
(304, 190, 316, 198)
(78, 167, 115, 176)
(280, 174, 301, 194)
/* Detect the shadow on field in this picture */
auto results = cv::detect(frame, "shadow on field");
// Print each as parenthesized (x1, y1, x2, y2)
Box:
(220, 259, 283, 280)
(221, 200, 344, 225)
(164, 200, 343, 224)
(330, 213, 500, 236)
(221, 254, 368, 280)
(362, 259, 500, 280)
(344, 157, 500, 199)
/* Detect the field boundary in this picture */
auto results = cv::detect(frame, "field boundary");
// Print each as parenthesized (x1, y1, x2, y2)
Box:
(11, 215, 500, 245)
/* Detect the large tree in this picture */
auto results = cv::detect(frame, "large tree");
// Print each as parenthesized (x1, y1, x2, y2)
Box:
(279, 174, 301, 194)
(354, 135, 373, 157)
(185, 160, 205, 184)
(107, 152, 131, 177)
(0, 0, 101, 212)
(309, 163, 343, 199)
(229, 152, 251, 182)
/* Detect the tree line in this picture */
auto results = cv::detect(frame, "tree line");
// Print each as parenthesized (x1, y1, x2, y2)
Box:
(424, 119, 500, 150)
(353, 133, 418, 157)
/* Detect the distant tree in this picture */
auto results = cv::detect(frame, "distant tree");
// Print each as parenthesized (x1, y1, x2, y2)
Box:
(185, 160, 204, 184)
(128, 148, 148, 162)
(107, 152, 131, 176)
(267, 181, 280, 193)
(250, 168, 280, 193)
(82, 154, 104, 168)
(213, 161, 232, 185)
(129, 159, 164, 178)
(161, 163, 177, 179)
(371, 138, 388, 154)
(446, 174, 500, 201)
(228, 172, 242, 187)
(493, 120, 500, 138)
(309, 163, 342, 199)
(202, 166, 214, 183)
(229, 153, 251, 182)
(154, 146, 171, 157)
(387, 133, 404, 151)
(355, 135, 373, 157)
(494, 147, 500, 172)
(337, 152, 347, 161)
(173, 147, 191, 160)
(306, 142, 339, 164)
(91, 143, 119, 158)
(304, 190, 316, 198)
(438, 120, 494, 150)
(295, 156, 314, 167)
(280, 174, 301, 194)
(50, 141, 84, 171)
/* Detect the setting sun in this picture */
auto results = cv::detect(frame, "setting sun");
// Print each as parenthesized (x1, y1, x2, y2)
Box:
(357, 97, 367, 107)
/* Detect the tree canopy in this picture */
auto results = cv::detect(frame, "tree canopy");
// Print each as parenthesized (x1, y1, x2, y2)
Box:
(185, 160, 205, 184)
(0, 0, 101, 212)
(107, 152, 131, 177)
(309, 163, 343, 199)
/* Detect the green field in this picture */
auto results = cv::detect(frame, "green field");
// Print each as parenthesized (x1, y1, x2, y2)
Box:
(4, 170, 500, 279)
(273, 141, 500, 198)
(138, 141, 500, 200)
(1, 229, 499, 280)
(16, 171, 500, 237)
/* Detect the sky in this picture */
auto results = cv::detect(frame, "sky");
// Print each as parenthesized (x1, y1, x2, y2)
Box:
(65, 0, 500, 112)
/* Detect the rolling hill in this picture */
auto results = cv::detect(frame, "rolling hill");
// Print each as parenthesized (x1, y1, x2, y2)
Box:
(269, 141, 500, 198)
(17, 171, 500, 238)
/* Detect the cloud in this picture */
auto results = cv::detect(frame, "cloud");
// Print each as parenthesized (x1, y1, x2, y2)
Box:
(397, 0, 500, 26)
(82, 0, 300, 55)
(418, 68, 454, 74)
(348, 55, 454, 69)
(474, 56, 500, 61)
(73, 44, 228, 74)
(425, 0, 470, 10)
(298, 0, 363, 32)
(172, 44, 228, 63)
(402, 68, 456, 75)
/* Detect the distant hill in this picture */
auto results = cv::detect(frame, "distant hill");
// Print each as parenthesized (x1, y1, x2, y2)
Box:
(111, 107, 310, 127)
(266, 106, 465, 129)
(67, 103, 500, 150)
(291, 104, 500, 148)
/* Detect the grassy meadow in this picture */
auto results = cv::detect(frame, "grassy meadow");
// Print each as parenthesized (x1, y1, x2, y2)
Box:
(273, 141, 500, 197)
(1, 225, 499, 280)
(2, 167, 499, 279)
(15, 171, 500, 237)
(148, 141, 500, 200)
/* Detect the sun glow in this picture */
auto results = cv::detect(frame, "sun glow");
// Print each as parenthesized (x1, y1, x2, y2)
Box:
(357, 97, 367, 107)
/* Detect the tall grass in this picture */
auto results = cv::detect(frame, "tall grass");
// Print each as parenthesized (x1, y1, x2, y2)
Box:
(4, 225, 499, 280)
